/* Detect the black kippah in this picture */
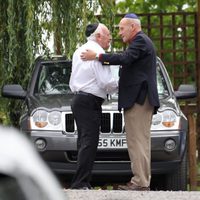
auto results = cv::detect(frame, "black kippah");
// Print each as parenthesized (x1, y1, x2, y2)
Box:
(85, 23, 99, 37)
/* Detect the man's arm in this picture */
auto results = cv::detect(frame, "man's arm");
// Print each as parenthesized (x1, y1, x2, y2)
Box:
(81, 35, 147, 65)
(81, 49, 130, 66)
(92, 61, 118, 94)
(81, 49, 121, 65)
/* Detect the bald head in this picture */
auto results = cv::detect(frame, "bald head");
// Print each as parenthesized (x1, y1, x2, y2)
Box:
(118, 17, 141, 43)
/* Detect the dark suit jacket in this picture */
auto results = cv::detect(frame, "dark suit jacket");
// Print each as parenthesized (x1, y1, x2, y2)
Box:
(99, 31, 160, 113)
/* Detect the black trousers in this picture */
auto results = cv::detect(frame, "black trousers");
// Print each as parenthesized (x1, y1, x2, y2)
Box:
(70, 93, 103, 189)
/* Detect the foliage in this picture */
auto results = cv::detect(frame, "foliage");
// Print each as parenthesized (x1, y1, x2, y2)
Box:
(115, 0, 197, 13)
(114, 0, 197, 88)
(98, 0, 117, 50)
(0, 0, 198, 126)
(0, 0, 102, 126)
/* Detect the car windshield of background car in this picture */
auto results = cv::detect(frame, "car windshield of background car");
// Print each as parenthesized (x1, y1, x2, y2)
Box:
(35, 63, 72, 95)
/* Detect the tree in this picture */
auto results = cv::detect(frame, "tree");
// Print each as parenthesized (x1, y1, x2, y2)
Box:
(115, 0, 197, 13)
(0, 0, 198, 125)
(0, 0, 102, 125)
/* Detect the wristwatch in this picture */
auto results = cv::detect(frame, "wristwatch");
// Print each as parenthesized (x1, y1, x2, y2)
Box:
(95, 53, 99, 60)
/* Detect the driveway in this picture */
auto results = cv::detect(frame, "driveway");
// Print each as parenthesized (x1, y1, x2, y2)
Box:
(64, 189, 200, 200)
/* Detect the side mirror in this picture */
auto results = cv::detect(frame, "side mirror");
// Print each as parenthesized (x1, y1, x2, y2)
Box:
(1, 84, 27, 99)
(174, 84, 197, 100)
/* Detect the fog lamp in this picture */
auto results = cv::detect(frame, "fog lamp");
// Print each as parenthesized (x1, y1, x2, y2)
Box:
(35, 138, 46, 150)
(164, 139, 176, 151)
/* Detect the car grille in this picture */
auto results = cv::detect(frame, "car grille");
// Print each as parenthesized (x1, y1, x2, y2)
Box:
(65, 112, 124, 134)
(65, 113, 74, 132)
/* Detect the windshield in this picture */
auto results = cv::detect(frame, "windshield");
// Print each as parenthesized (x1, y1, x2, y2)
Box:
(34, 61, 169, 99)
(34, 62, 72, 95)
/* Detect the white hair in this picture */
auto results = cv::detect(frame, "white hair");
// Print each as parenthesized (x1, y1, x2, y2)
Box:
(87, 23, 106, 41)
(134, 18, 141, 26)
(129, 18, 141, 27)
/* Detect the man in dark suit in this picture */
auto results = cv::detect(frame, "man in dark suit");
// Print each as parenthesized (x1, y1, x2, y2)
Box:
(81, 13, 160, 191)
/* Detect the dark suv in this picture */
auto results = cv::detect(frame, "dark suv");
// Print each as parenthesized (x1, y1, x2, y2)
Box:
(2, 56, 196, 190)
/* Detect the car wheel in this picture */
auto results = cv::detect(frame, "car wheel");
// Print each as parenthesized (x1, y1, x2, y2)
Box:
(165, 150, 187, 191)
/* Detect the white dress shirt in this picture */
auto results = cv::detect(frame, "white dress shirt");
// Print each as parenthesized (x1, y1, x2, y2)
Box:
(69, 40, 118, 99)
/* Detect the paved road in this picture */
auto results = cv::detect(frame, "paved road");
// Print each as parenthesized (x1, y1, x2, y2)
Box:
(64, 189, 200, 200)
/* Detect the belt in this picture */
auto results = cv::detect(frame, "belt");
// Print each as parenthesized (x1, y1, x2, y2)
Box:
(74, 91, 104, 102)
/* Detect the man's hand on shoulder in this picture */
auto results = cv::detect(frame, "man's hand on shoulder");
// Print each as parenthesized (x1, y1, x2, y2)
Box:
(81, 49, 97, 61)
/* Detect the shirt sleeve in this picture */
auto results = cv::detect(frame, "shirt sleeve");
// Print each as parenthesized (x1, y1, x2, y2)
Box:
(91, 61, 118, 94)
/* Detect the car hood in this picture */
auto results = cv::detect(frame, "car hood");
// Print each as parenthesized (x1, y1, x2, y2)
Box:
(28, 94, 120, 112)
(102, 96, 180, 113)
(28, 94, 74, 112)
(28, 94, 179, 114)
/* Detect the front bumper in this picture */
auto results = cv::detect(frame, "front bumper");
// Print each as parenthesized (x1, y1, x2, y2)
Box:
(28, 129, 187, 175)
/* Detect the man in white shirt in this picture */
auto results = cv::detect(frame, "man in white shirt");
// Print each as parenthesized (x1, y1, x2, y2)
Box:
(69, 23, 118, 189)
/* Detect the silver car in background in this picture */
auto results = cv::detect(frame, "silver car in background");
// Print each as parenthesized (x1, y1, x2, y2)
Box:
(2, 56, 196, 191)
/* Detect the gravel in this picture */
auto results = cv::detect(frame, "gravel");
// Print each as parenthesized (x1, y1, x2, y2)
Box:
(64, 190, 200, 200)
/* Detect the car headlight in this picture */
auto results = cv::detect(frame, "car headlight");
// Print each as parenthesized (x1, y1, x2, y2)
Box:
(162, 110, 177, 127)
(31, 109, 62, 130)
(151, 110, 179, 129)
(48, 111, 61, 126)
(152, 113, 162, 126)
(32, 110, 48, 128)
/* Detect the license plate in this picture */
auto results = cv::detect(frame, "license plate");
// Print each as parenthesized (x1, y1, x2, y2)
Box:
(98, 138, 127, 149)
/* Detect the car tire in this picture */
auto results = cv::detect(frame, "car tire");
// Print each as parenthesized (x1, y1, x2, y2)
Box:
(165, 150, 187, 191)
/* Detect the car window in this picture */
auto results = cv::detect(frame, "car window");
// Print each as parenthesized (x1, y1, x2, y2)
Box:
(35, 62, 72, 95)
(156, 64, 169, 98)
